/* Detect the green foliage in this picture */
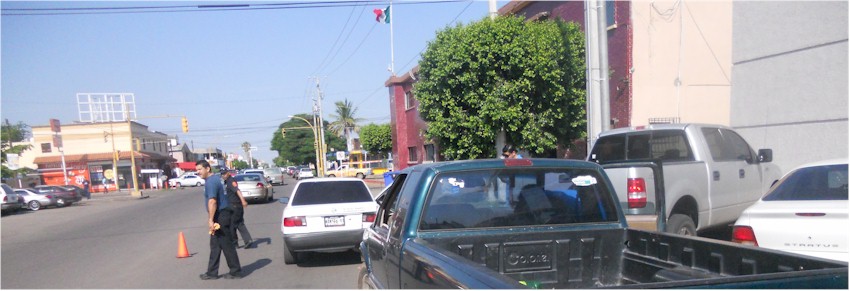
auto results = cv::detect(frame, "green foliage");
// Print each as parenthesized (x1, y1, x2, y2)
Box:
(360, 123, 392, 157)
(414, 16, 586, 159)
(231, 159, 249, 170)
(1, 120, 33, 180)
(328, 98, 364, 139)
(270, 114, 345, 166)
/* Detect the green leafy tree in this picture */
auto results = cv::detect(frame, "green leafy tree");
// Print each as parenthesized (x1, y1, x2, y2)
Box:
(270, 114, 345, 166)
(231, 159, 249, 170)
(328, 98, 364, 149)
(1, 120, 33, 180)
(360, 123, 392, 159)
(414, 16, 586, 159)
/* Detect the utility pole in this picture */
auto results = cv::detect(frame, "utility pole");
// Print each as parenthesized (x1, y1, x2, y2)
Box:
(313, 77, 328, 177)
(126, 104, 141, 197)
(584, 0, 611, 148)
(488, 0, 497, 19)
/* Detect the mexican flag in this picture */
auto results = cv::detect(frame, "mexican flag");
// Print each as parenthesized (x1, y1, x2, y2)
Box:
(373, 6, 390, 24)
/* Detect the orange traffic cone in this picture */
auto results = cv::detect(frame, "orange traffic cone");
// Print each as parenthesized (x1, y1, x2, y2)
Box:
(177, 232, 190, 258)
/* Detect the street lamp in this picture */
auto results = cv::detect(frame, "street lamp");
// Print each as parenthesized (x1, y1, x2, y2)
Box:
(288, 115, 323, 177)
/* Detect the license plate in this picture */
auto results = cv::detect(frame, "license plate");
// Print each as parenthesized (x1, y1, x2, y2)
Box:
(324, 216, 345, 227)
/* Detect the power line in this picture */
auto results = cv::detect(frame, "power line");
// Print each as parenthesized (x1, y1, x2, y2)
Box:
(326, 22, 378, 77)
(317, 5, 369, 75)
(2, 0, 465, 16)
(311, 4, 360, 75)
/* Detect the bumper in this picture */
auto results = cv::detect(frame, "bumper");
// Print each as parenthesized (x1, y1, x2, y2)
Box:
(2, 203, 17, 211)
(241, 190, 267, 201)
(283, 229, 365, 252)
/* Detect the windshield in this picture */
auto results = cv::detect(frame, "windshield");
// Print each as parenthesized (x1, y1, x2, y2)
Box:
(291, 181, 372, 205)
(763, 164, 848, 201)
(419, 168, 618, 230)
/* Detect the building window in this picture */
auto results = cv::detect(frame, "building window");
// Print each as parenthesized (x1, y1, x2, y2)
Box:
(424, 144, 436, 162)
(143, 139, 147, 150)
(606, 0, 616, 28)
(41, 143, 52, 153)
(408, 146, 418, 162)
(405, 91, 415, 110)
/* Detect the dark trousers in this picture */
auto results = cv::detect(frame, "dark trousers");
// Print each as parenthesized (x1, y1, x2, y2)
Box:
(206, 208, 241, 276)
(230, 206, 253, 245)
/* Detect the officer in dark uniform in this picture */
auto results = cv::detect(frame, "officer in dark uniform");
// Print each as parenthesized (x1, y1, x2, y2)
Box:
(221, 169, 253, 249)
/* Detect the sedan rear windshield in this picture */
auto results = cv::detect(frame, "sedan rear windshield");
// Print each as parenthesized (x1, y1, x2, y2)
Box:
(763, 164, 848, 201)
(292, 181, 372, 205)
(235, 174, 264, 182)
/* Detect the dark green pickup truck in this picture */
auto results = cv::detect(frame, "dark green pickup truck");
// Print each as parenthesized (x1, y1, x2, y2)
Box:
(359, 159, 848, 289)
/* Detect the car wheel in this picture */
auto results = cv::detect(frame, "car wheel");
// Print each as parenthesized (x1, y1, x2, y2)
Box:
(666, 214, 696, 236)
(283, 240, 298, 265)
(357, 265, 373, 289)
(56, 198, 66, 207)
(356, 173, 365, 179)
(196, 182, 202, 187)
(176, 182, 182, 188)
(28, 200, 41, 211)
(328, 174, 336, 178)
(66, 202, 73, 206)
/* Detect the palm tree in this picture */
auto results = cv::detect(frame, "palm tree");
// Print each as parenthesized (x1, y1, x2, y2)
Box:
(241, 141, 253, 168)
(328, 99, 364, 151)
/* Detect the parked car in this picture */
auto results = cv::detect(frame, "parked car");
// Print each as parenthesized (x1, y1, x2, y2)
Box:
(588, 123, 781, 235)
(62, 185, 91, 200)
(279, 178, 377, 264)
(233, 174, 274, 203)
(359, 159, 849, 289)
(14, 188, 58, 211)
(33, 185, 81, 207)
(296, 167, 314, 180)
(733, 159, 849, 262)
(287, 166, 298, 177)
(168, 174, 205, 188)
(1, 183, 21, 215)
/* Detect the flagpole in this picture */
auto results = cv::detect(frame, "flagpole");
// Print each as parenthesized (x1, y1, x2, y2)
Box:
(389, 0, 395, 75)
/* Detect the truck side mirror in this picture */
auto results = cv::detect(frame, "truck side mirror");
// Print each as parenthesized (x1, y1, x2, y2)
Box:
(758, 149, 773, 163)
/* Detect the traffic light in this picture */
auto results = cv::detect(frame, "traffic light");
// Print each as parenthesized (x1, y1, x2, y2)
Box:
(181, 117, 189, 133)
(281, 128, 286, 138)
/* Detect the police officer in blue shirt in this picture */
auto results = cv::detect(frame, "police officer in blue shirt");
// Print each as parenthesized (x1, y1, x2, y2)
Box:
(196, 160, 242, 280)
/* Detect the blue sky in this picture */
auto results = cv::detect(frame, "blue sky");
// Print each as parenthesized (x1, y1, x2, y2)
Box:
(1, 0, 505, 163)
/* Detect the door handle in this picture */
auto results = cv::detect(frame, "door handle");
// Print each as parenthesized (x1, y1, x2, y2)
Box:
(739, 169, 746, 179)
(713, 171, 720, 181)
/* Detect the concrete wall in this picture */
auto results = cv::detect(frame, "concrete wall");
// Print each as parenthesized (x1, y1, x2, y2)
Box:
(731, 1, 848, 173)
(631, 0, 733, 126)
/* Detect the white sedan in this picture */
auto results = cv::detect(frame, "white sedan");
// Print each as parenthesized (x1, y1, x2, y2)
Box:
(732, 159, 848, 262)
(279, 178, 377, 265)
(168, 174, 205, 188)
(296, 168, 314, 180)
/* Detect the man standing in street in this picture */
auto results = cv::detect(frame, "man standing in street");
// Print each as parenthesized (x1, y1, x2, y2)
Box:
(221, 169, 253, 249)
(197, 161, 242, 280)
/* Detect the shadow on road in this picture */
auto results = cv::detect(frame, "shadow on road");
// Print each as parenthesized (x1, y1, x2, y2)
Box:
(297, 250, 362, 268)
(242, 258, 273, 276)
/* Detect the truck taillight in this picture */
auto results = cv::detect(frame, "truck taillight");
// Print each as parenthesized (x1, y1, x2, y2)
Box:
(362, 212, 376, 223)
(283, 216, 307, 227)
(627, 178, 647, 208)
(732, 226, 759, 246)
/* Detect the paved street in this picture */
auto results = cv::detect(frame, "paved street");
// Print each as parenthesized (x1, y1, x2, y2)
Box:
(1, 178, 384, 289)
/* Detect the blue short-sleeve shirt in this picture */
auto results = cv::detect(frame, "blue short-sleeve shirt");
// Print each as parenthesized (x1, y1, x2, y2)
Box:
(204, 174, 229, 211)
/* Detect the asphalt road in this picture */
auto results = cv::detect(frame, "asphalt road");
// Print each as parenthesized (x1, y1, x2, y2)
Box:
(1, 178, 379, 289)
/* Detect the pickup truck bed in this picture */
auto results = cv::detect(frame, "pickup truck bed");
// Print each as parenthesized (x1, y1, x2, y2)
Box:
(407, 227, 848, 288)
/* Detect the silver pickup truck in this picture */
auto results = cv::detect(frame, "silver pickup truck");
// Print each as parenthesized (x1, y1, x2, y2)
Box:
(588, 123, 782, 235)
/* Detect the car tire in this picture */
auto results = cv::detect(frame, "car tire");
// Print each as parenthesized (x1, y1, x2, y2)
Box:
(176, 182, 182, 188)
(283, 240, 298, 265)
(356, 173, 365, 179)
(328, 174, 336, 178)
(28, 200, 41, 211)
(357, 265, 373, 289)
(66, 202, 73, 206)
(196, 182, 202, 187)
(56, 198, 66, 207)
(666, 214, 697, 236)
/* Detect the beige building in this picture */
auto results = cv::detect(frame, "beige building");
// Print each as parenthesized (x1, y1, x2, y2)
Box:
(18, 121, 173, 191)
(631, 0, 733, 126)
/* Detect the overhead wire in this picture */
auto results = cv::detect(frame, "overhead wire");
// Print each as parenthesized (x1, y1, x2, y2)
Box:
(311, 4, 360, 75)
(2, 0, 465, 16)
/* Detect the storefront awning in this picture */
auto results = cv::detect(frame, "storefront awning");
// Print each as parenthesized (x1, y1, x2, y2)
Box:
(34, 152, 175, 165)
(175, 162, 197, 171)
